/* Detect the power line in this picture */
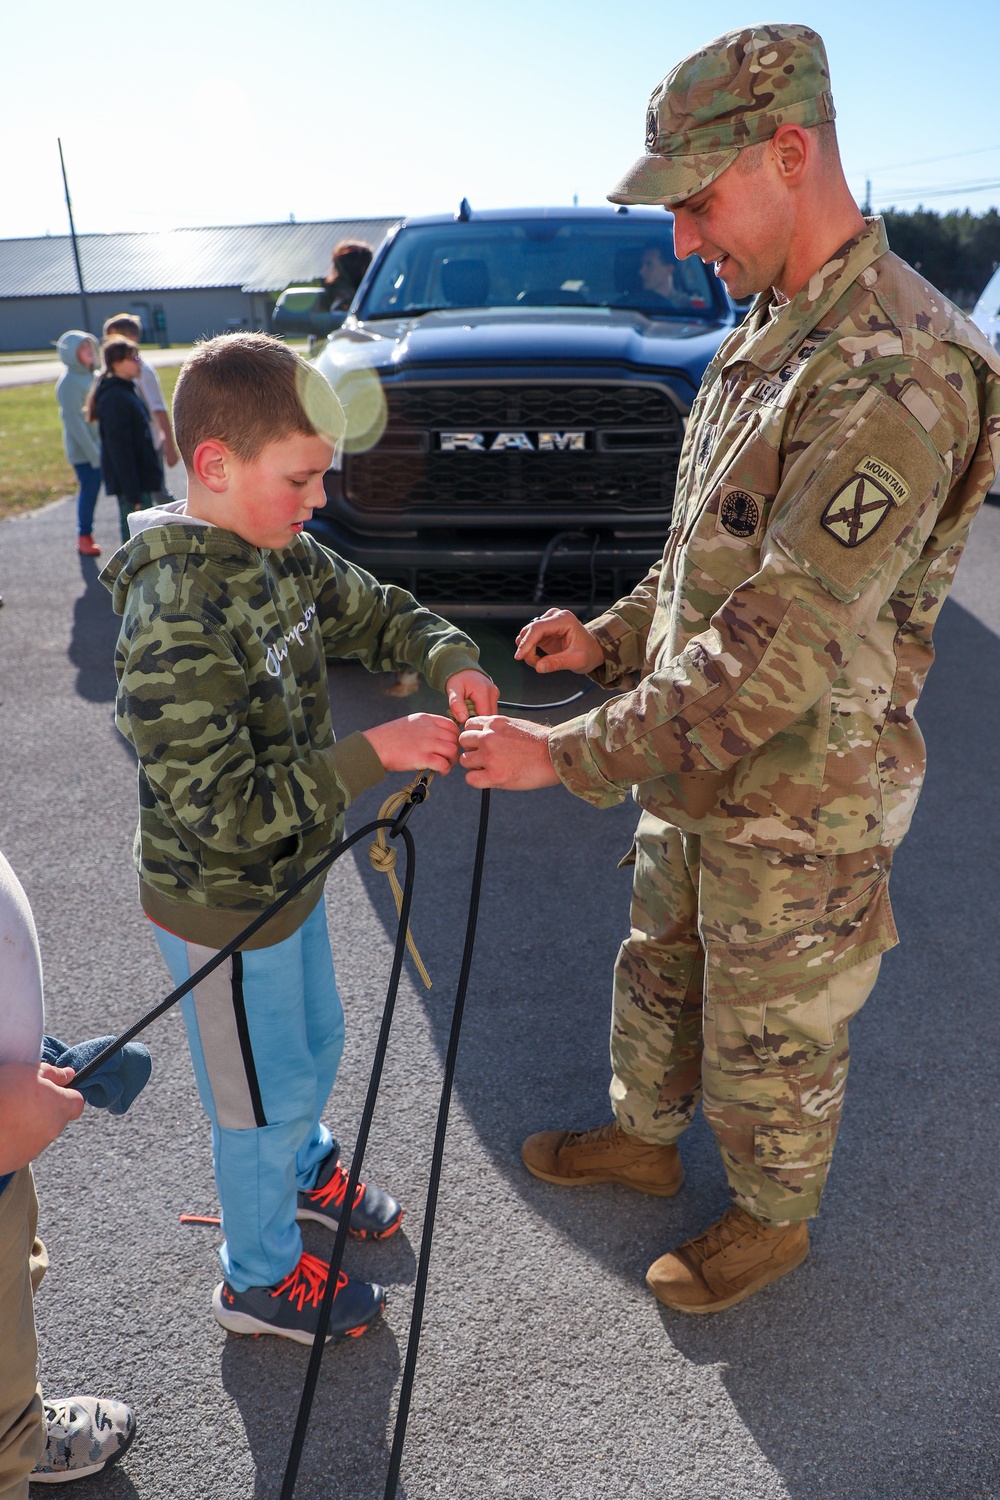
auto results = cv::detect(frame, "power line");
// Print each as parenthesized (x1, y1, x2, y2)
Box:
(872, 178, 1000, 204)
(855, 142, 1000, 175)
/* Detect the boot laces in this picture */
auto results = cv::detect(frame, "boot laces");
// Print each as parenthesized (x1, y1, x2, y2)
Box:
(308, 1161, 366, 1212)
(566, 1121, 621, 1153)
(271, 1253, 347, 1312)
(683, 1206, 762, 1266)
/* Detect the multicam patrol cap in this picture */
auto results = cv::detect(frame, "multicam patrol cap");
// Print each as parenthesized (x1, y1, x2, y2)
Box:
(608, 23, 836, 207)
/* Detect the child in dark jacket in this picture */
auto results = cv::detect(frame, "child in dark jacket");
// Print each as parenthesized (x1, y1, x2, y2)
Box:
(86, 339, 163, 544)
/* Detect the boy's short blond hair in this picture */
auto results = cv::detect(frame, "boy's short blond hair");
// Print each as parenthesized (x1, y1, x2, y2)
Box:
(104, 313, 143, 340)
(172, 332, 345, 468)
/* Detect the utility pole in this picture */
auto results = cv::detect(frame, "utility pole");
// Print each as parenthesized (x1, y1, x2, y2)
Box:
(863, 177, 872, 216)
(57, 138, 91, 332)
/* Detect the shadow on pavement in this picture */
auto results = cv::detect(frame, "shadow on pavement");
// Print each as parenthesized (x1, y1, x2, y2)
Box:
(219, 1219, 416, 1500)
(339, 599, 1000, 1498)
(220, 1316, 407, 1500)
(69, 553, 121, 703)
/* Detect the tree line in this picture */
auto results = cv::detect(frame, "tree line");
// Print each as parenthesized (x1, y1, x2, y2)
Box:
(879, 207, 1000, 309)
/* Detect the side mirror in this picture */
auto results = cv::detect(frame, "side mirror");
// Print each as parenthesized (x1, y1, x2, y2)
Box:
(271, 287, 348, 338)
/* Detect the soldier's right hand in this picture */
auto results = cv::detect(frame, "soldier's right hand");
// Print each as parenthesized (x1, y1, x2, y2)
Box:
(0, 1061, 85, 1175)
(514, 609, 605, 675)
(362, 713, 460, 775)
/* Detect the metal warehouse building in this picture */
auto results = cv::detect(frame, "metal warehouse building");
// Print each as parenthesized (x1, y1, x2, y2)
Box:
(0, 217, 401, 351)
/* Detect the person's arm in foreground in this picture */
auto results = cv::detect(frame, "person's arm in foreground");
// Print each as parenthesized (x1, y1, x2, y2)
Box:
(0, 1062, 83, 1176)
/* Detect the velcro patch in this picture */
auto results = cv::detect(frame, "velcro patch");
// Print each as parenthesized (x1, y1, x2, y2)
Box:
(771, 385, 947, 603)
(696, 422, 717, 469)
(820, 475, 894, 548)
(854, 455, 909, 505)
(716, 484, 764, 539)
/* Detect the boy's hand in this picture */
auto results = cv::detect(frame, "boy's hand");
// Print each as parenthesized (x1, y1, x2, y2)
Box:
(0, 1062, 85, 1176)
(445, 670, 500, 724)
(363, 713, 461, 776)
(459, 716, 560, 790)
(514, 610, 604, 675)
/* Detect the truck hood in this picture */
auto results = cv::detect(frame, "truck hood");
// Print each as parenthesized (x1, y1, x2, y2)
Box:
(315, 306, 727, 387)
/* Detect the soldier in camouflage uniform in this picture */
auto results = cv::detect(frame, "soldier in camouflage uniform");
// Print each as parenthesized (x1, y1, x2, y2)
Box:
(460, 24, 1000, 1312)
(103, 333, 498, 1343)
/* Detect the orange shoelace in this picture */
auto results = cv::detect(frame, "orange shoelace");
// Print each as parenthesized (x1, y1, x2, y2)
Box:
(271, 1253, 348, 1312)
(307, 1163, 366, 1212)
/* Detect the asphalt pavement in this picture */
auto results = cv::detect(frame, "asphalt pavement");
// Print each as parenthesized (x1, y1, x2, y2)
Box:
(1, 496, 998, 1500)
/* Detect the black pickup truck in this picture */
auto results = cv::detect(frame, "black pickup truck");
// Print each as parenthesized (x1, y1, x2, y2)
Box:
(296, 204, 737, 618)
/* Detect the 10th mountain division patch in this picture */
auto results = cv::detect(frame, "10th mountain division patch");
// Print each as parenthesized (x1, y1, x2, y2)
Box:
(821, 473, 896, 547)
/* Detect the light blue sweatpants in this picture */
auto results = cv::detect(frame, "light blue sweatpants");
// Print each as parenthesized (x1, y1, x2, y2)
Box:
(152, 902, 345, 1292)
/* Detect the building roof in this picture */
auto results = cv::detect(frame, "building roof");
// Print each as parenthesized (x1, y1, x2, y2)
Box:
(0, 218, 402, 300)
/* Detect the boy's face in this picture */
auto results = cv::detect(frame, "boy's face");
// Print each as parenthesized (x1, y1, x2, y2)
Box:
(224, 432, 335, 550)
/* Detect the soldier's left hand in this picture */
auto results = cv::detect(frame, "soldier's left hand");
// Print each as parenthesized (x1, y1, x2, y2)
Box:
(446, 670, 500, 724)
(459, 716, 559, 790)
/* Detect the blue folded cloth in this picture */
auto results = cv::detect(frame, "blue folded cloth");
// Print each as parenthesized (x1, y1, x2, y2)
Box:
(42, 1034, 152, 1115)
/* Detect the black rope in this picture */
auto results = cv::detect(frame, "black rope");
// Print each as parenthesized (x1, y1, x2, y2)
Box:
(68, 780, 493, 1500)
(69, 811, 409, 1089)
(281, 788, 491, 1500)
(383, 787, 490, 1498)
(495, 685, 592, 711)
(278, 816, 419, 1499)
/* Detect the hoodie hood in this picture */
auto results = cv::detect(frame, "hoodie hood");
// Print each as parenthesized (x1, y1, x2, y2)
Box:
(127, 498, 204, 537)
(100, 502, 262, 616)
(56, 330, 98, 371)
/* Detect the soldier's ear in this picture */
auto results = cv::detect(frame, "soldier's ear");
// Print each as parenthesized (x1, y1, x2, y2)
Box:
(770, 124, 809, 186)
(192, 439, 231, 491)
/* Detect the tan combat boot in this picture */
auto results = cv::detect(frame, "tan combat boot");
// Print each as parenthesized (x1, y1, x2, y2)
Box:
(646, 1204, 809, 1313)
(520, 1121, 684, 1196)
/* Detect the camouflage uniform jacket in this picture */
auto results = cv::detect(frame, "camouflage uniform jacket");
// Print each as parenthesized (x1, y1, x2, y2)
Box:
(549, 218, 1000, 856)
(102, 515, 481, 947)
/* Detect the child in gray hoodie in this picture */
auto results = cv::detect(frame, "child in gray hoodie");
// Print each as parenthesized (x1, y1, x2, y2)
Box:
(54, 331, 102, 557)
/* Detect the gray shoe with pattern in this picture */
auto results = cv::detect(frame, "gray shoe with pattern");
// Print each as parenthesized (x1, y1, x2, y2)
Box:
(30, 1396, 135, 1484)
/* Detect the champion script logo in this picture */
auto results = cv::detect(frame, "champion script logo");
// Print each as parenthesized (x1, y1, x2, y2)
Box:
(265, 601, 318, 677)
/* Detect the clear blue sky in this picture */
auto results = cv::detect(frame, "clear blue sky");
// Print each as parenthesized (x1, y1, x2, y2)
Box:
(3, 0, 997, 239)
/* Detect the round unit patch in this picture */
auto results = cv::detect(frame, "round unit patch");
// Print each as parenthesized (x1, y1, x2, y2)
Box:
(720, 489, 760, 538)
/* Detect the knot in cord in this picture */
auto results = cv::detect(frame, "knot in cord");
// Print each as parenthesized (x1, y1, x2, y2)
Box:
(369, 774, 434, 989)
(367, 841, 397, 876)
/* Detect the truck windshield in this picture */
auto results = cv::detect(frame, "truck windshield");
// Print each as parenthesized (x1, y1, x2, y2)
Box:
(360, 219, 723, 320)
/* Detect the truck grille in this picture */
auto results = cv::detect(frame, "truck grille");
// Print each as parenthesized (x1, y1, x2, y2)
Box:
(343, 381, 682, 517)
(377, 565, 628, 610)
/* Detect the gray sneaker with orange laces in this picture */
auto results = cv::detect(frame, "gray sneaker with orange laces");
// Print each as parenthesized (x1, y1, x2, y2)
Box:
(296, 1145, 403, 1240)
(213, 1251, 385, 1345)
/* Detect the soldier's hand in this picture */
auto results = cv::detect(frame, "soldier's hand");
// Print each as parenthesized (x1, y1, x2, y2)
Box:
(459, 716, 559, 790)
(514, 610, 604, 675)
(0, 1062, 85, 1176)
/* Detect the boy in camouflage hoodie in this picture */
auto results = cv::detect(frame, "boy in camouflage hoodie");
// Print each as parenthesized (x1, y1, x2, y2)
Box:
(102, 333, 497, 1344)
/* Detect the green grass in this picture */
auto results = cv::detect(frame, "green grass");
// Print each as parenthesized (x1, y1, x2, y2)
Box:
(0, 366, 183, 519)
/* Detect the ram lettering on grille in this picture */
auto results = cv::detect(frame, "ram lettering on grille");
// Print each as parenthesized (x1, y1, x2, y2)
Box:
(439, 431, 587, 452)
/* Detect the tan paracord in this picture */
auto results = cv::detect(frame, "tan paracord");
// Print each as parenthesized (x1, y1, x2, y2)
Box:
(368, 774, 435, 989)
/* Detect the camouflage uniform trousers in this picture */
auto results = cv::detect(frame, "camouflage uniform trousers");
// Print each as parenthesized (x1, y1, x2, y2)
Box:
(609, 811, 896, 1225)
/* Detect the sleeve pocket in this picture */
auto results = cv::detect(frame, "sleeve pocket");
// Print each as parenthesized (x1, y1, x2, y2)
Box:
(772, 386, 948, 603)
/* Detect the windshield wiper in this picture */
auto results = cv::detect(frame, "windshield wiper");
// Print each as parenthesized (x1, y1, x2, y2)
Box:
(364, 306, 446, 320)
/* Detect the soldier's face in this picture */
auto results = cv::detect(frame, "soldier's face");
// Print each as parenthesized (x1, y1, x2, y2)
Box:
(226, 432, 335, 550)
(670, 155, 794, 300)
